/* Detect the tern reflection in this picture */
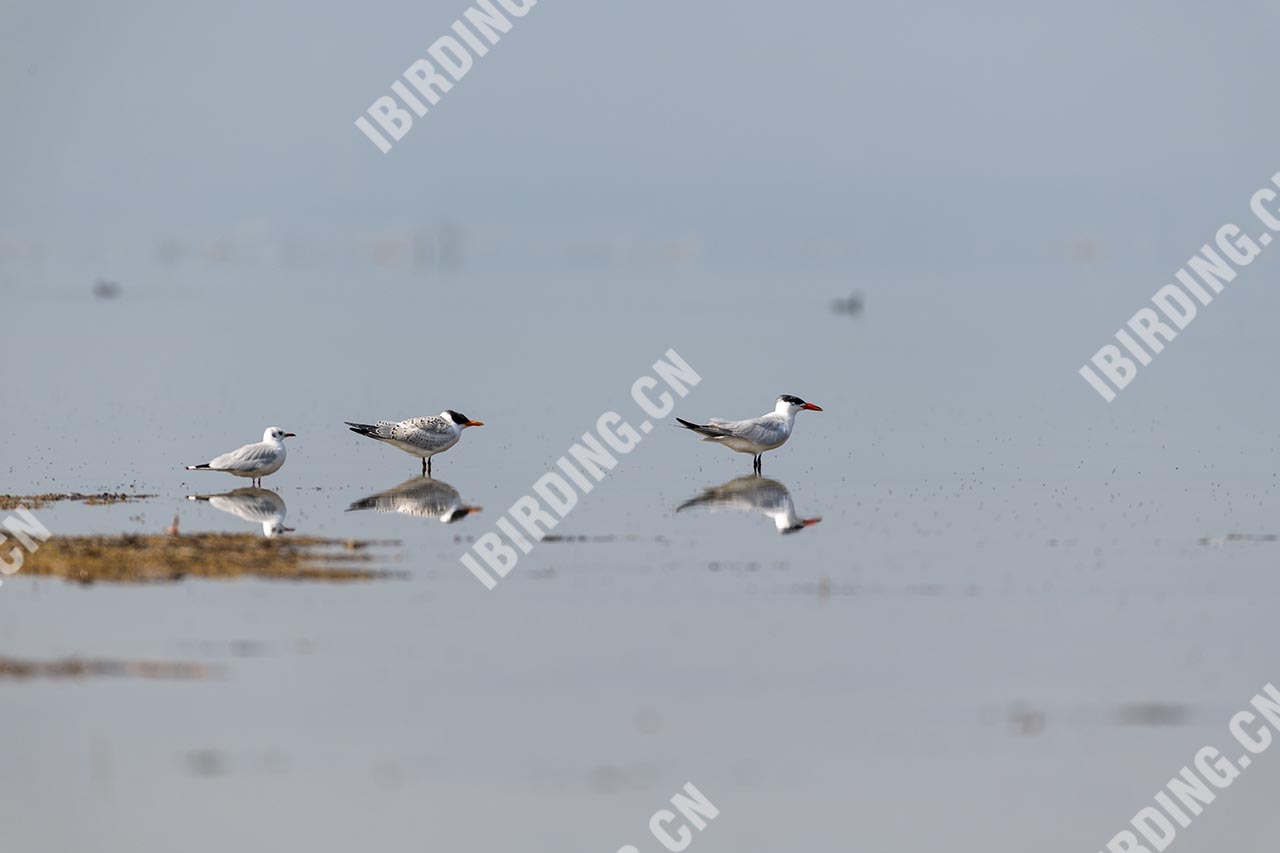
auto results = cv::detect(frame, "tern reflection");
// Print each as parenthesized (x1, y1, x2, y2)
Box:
(676, 475, 821, 534)
(346, 477, 482, 524)
(186, 487, 293, 538)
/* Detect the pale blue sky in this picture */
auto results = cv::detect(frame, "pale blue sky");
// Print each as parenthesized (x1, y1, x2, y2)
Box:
(4, 1, 1280, 235)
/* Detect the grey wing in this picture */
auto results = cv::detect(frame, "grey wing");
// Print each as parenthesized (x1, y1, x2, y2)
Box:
(690, 417, 747, 441)
(357, 420, 407, 440)
(362, 421, 395, 439)
(707, 417, 783, 445)
(391, 416, 454, 451)
(209, 442, 277, 472)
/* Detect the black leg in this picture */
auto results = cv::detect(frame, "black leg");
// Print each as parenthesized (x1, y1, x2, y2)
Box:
(422, 458, 427, 476)
(428, 458, 433, 476)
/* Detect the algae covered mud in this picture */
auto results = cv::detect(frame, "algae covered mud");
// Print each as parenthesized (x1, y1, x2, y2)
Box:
(18, 531, 403, 584)
(1, 491, 403, 585)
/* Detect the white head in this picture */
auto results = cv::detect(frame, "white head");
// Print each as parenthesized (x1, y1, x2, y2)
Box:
(774, 394, 824, 417)
(263, 521, 295, 538)
(442, 410, 485, 430)
(263, 427, 296, 443)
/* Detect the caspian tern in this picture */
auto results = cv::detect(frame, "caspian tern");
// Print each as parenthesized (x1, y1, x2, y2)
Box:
(185, 427, 294, 487)
(345, 410, 484, 475)
(676, 395, 822, 473)
(676, 475, 821, 534)
(346, 476, 482, 523)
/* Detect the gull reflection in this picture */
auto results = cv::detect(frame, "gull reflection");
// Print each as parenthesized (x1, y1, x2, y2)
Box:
(346, 477, 482, 524)
(186, 487, 293, 538)
(676, 475, 821, 534)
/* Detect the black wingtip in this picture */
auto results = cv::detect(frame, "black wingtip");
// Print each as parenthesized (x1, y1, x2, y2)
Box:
(675, 417, 702, 430)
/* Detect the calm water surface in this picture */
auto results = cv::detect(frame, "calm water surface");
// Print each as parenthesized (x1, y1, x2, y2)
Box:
(3, 232, 1280, 852)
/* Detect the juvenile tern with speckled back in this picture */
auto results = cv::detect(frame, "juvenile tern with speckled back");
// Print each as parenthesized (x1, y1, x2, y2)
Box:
(676, 394, 822, 473)
(345, 409, 484, 475)
(185, 427, 294, 486)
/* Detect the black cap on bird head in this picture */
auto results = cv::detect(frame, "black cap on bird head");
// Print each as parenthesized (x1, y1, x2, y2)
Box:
(777, 394, 823, 412)
(446, 410, 485, 427)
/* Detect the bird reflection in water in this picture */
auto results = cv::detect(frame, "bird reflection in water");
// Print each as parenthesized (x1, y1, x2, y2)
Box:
(676, 475, 821, 534)
(186, 488, 293, 538)
(346, 477, 482, 524)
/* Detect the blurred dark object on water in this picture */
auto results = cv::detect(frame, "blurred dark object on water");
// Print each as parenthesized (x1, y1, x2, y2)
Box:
(830, 291, 863, 317)
(1114, 702, 1189, 727)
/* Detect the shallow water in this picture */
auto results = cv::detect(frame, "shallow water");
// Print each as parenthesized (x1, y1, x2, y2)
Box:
(4, 230, 1280, 852)
(7, 2, 1280, 845)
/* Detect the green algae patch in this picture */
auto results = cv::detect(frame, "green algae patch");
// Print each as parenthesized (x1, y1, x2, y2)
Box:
(19, 532, 403, 585)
